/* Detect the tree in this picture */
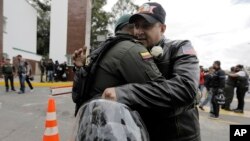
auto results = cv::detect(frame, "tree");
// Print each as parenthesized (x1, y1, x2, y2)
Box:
(109, 0, 139, 32)
(27, 0, 51, 57)
(91, 0, 112, 49)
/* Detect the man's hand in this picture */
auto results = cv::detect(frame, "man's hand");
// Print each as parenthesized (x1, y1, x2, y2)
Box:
(72, 47, 87, 67)
(102, 87, 117, 101)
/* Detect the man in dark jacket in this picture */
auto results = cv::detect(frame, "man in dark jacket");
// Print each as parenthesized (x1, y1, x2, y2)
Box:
(223, 66, 236, 110)
(102, 2, 200, 141)
(17, 55, 26, 94)
(210, 61, 226, 118)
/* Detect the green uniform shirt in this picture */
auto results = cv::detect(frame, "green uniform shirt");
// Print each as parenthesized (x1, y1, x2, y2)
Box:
(2, 64, 15, 75)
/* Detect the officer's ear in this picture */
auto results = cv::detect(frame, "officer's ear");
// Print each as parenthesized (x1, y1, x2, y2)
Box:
(160, 24, 166, 34)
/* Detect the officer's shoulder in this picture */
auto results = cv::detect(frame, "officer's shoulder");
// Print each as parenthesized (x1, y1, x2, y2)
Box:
(165, 39, 191, 48)
(115, 39, 145, 51)
(125, 41, 147, 53)
(166, 39, 196, 56)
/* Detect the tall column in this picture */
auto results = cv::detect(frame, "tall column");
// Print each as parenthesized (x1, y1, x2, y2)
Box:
(67, 0, 91, 56)
(0, 0, 3, 61)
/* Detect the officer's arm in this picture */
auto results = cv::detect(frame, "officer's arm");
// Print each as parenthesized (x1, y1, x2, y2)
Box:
(227, 71, 242, 77)
(115, 41, 199, 117)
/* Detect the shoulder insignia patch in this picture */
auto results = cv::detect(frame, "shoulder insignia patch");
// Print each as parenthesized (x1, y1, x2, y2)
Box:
(140, 51, 152, 60)
(181, 45, 196, 55)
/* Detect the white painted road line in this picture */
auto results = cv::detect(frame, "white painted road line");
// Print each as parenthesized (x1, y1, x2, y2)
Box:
(51, 86, 72, 95)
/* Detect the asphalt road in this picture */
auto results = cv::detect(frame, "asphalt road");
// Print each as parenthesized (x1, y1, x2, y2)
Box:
(0, 87, 75, 141)
(0, 86, 250, 141)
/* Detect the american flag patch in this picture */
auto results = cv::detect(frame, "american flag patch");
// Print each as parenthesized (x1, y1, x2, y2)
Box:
(140, 52, 152, 60)
(182, 45, 196, 55)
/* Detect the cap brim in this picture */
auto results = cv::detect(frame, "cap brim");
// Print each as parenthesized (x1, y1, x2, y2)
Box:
(129, 13, 158, 24)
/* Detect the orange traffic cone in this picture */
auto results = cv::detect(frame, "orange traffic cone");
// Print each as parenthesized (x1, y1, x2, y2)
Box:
(43, 98, 60, 141)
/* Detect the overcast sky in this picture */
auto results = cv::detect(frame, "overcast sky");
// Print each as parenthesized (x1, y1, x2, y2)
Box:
(103, 0, 250, 70)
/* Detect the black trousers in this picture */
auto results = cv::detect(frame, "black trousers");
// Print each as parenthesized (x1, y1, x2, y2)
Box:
(224, 84, 235, 109)
(40, 71, 45, 82)
(25, 76, 33, 90)
(236, 87, 248, 110)
(4, 75, 15, 91)
(211, 88, 220, 117)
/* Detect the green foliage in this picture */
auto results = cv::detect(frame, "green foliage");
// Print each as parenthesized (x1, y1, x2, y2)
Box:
(28, 0, 51, 57)
(91, 0, 112, 49)
(109, 0, 139, 32)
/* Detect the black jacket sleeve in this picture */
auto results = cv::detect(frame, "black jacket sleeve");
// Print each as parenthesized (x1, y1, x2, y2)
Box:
(218, 70, 226, 89)
(115, 41, 200, 117)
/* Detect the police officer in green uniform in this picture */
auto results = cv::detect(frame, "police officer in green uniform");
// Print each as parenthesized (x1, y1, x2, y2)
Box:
(72, 14, 162, 114)
(1, 58, 16, 92)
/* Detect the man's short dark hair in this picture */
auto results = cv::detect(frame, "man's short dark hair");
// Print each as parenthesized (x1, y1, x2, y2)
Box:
(230, 66, 235, 72)
(214, 60, 221, 66)
(17, 54, 22, 57)
(236, 64, 243, 69)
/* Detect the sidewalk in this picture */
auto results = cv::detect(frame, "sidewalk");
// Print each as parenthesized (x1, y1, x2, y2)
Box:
(0, 75, 72, 87)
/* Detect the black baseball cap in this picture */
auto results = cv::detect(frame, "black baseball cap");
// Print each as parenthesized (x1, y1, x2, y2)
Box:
(129, 2, 166, 24)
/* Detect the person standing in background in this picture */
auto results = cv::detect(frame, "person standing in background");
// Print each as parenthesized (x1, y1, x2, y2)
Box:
(60, 62, 68, 81)
(199, 66, 214, 111)
(39, 58, 46, 82)
(17, 55, 26, 94)
(199, 66, 205, 100)
(46, 59, 55, 82)
(24, 61, 34, 92)
(54, 60, 60, 82)
(1, 58, 16, 92)
(210, 61, 226, 119)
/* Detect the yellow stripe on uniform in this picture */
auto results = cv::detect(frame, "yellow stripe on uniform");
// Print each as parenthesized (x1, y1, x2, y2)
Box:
(140, 51, 152, 59)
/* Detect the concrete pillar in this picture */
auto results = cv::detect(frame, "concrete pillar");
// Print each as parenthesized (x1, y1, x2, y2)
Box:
(66, 0, 92, 80)
(67, 0, 91, 56)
